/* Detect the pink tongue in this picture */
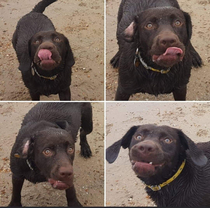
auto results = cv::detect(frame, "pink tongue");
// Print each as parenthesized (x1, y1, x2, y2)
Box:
(163, 47, 183, 57)
(133, 161, 155, 177)
(38, 49, 52, 60)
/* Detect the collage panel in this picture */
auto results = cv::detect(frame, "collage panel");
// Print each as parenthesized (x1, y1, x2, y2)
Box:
(0, 102, 104, 206)
(0, 0, 104, 101)
(106, 102, 210, 206)
(106, 0, 210, 101)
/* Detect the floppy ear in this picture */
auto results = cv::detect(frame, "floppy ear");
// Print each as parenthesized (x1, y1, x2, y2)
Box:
(64, 37, 75, 68)
(56, 120, 70, 130)
(178, 130, 207, 167)
(18, 52, 32, 73)
(122, 16, 139, 42)
(106, 126, 139, 163)
(14, 137, 35, 159)
(183, 11, 192, 40)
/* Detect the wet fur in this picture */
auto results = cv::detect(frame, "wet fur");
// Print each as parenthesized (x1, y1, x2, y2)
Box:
(111, 0, 202, 100)
(106, 125, 210, 206)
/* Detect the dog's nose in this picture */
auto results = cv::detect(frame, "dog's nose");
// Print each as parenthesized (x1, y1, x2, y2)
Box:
(39, 42, 55, 50)
(58, 167, 73, 178)
(159, 35, 178, 47)
(138, 143, 155, 154)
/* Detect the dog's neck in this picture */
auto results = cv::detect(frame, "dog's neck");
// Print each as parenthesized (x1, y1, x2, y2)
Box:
(139, 152, 187, 188)
(31, 61, 65, 80)
(134, 48, 171, 74)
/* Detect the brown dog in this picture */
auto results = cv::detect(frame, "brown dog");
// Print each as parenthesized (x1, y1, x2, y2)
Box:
(106, 124, 210, 206)
(111, 0, 202, 101)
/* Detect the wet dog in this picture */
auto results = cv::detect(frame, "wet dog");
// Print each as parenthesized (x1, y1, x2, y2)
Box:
(106, 124, 210, 206)
(111, 0, 202, 100)
(9, 103, 92, 207)
(12, 0, 74, 100)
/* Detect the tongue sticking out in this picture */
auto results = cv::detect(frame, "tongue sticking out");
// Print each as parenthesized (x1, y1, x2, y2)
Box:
(152, 47, 184, 67)
(163, 47, 183, 58)
(38, 49, 52, 60)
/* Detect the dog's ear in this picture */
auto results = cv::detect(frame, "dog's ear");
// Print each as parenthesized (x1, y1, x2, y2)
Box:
(122, 16, 139, 42)
(56, 120, 70, 130)
(178, 130, 207, 167)
(183, 11, 192, 40)
(106, 126, 139, 163)
(64, 36, 75, 68)
(14, 137, 35, 159)
(18, 38, 33, 72)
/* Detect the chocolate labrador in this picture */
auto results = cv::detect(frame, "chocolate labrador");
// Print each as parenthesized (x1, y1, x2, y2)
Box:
(111, 0, 202, 100)
(9, 103, 92, 207)
(106, 124, 210, 206)
(12, 0, 74, 100)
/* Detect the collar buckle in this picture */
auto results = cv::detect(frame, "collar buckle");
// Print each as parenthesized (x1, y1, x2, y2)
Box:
(150, 185, 161, 191)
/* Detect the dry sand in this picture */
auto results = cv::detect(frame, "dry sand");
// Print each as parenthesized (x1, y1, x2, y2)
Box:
(0, 0, 104, 101)
(106, 0, 210, 100)
(0, 102, 104, 206)
(106, 102, 210, 206)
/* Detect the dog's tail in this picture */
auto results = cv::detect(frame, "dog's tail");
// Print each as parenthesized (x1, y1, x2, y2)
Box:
(32, 0, 57, 13)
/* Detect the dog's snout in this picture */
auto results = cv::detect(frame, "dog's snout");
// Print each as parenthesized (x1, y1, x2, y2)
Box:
(58, 166, 73, 178)
(159, 34, 178, 47)
(39, 42, 55, 50)
(138, 143, 155, 154)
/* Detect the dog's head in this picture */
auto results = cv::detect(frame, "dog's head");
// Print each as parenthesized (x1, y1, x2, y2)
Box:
(123, 7, 192, 68)
(19, 31, 75, 72)
(13, 120, 76, 190)
(106, 124, 207, 179)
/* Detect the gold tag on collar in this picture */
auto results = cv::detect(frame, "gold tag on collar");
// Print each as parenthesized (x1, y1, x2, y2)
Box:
(14, 153, 21, 158)
(134, 56, 140, 67)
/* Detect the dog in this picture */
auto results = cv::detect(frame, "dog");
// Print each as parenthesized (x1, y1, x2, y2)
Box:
(111, 0, 202, 101)
(12, 0, 75, 100)
(106, 124, 210, 206)
(8, 103, 93, 207)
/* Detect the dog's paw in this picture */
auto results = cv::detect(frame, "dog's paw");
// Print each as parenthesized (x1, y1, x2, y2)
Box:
(8, 202, 22, 207)
(80, 143, 92, 158)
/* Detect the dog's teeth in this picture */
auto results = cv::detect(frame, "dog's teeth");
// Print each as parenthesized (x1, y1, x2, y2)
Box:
(149, 162, 153, 165)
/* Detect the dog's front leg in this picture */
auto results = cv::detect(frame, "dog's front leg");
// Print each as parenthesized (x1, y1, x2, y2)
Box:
(172, 85, 187, 101)
(59, 87, 71, 100)
(8, 174, 24, 207)
(66, 185, 82, 207)
(115, 85, 131, 100)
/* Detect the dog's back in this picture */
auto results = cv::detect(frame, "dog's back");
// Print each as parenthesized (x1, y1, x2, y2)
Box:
(22, 103, 88, 138)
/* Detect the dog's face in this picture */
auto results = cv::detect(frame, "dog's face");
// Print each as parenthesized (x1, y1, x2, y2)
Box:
(129, 125, 183, 177)
(29, 31, 71, 71)
(20, 122, 76, 190)
(106, 124, 207, 179)
(123, 7, 192, 68)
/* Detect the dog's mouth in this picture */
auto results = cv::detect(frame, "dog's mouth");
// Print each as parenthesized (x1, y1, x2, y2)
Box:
(36, 49, 61, 70)
(152, 47, 184, 68)
(48, 178, 72, 190)
(131, 160, 165, 177)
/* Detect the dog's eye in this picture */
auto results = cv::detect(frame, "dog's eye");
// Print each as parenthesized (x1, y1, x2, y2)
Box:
(164, 138, 172, 144)
(43, 149, 53, 157)
(174, 20, 182, 27)
(136, 135, 142, 140)
(54, 37, 61, 42)
(67, 147, 74, 154)
(145, 23, 153, 30)
(34, 40, 41, 45)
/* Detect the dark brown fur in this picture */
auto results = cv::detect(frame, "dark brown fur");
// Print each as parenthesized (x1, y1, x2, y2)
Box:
(106, 124, 210, 206)
(12, 0, 74, 100)
(111, 0, 202, 101)
(9, 103, 92, 207)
